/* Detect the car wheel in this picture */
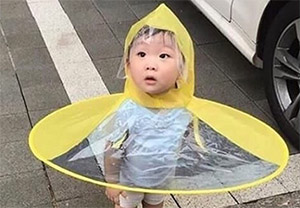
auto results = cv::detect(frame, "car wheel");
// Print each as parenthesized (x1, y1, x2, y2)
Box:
(264, 1, 300, 149)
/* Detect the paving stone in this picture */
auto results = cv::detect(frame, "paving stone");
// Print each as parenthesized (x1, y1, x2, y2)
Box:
(60, 0, 105, 30)
(94, 57, 125, 93)
(56, 192, 113, 208)
(194, 86, 204, 98)
(32, 203, 54, 208)
(0, 113, 31, 134)
(109, 20, 136, 46)
(56, 192, 177, 208)
(230, 179, 287, 203)
(128, 1, 159, 19)
(0, 0, 27, 4)
(254, 99, 273, 119)
(93, 0, 137, 23)
(234, 76, 266, 101)
(195, 46, 229, 88)
(0, 35, 7, 49)
(164, 0, 225, 45)
(185, 15, 225, 46)
(22, 82, 70, 111)
(126, 0, 158, 5)
(0, 141, 43, 176)
(11, 47, 54, 70)
(200, 42, 262, 80)
(60, 0, 101, 13)
(0, 37, 5, 49)
(0, 17, 40, 35)
(46, 168, 103, 201)
(76, 23, 123, 60)
(76, 22, 120, 45)
(5, 31, 45, 49)
(164, 195, 179, 208)
(197, 81, 252, 109)
(0, 129, 30, 144)
(0, 2, 33, 20)
(0, 33, 6, 51)
(17, 64, 62, 89)
(59, 0, 96, 2)
(29, 108, 58, 126)
(0, 88, 27, 115)
(277, 154, 300, 192)
(0, 47, 14, 71)
(284, 141, 299, 155)
(136, 195, 177, 208)
(226, 190, 300, 208)
(0, 170, 52, 207)
(173, 193, 237, 208)
(0, 67, 19, 93)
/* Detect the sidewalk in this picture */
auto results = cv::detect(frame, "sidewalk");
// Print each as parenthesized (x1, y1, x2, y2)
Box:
(0, 0, 299, 207)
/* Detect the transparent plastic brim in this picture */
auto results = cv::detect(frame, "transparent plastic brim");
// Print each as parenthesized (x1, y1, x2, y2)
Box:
(50, 99, 281, 192)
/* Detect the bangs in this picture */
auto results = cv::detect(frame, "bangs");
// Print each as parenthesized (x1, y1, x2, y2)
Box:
(130, 26, 178, 50)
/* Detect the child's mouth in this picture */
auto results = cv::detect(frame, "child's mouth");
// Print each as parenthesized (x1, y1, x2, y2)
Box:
(144, 76, 157, 85)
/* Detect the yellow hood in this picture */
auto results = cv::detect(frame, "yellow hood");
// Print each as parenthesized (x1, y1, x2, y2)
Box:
(123, 3, 194, 108)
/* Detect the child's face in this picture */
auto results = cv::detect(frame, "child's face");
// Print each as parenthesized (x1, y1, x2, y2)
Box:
(127, 32, 180, 95)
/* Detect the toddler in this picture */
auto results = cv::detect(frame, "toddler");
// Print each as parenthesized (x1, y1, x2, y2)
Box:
(103, 26, 191, 208)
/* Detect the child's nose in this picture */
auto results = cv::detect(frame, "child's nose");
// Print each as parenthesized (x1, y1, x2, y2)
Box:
(146, 66, 157, 71)
(145, 62, 158, 71)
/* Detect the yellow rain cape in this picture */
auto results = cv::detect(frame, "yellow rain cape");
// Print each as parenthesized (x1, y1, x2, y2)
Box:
(29, 4, 289, 194)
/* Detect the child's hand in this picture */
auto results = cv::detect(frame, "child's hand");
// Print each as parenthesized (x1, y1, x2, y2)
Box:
(105, 187, 127, 205)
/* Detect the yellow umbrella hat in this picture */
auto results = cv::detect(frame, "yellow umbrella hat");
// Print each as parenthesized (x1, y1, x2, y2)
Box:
(29, 3, 289, 194)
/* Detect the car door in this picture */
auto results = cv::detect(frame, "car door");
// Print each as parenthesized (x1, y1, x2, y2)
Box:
(204, 0, 234, 21)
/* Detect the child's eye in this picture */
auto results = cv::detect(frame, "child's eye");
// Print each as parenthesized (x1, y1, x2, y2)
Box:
(137, 52, 146, 57)
(159, 53, 170, 59)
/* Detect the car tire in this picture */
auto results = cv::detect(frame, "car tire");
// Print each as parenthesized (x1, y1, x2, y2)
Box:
(264, 1, 300, 149)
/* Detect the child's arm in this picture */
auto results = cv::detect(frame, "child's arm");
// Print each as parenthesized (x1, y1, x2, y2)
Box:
(103, 129, 128, 183)
(103, 142, 121, 183)
(104, 142, 126, 205)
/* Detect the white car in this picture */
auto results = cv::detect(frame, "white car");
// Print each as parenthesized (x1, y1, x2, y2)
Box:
(190, 0, 300, 149)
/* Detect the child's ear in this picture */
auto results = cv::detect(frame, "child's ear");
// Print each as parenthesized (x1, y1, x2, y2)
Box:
(125, 58, 130, 67)
(175, 76, 184, 89)
(125, 59, 131, 76)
